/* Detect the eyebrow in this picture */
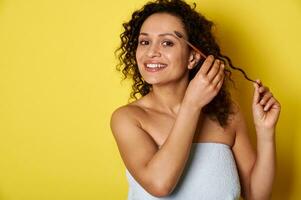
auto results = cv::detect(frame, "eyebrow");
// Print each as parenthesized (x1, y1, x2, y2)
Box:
(139, 32, 180, 40)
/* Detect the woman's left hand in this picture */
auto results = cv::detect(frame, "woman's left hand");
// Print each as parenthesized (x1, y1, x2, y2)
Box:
(252, 79, 281, 131)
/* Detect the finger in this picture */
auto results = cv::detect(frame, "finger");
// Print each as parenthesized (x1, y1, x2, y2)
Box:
(255, 79, 262, 86)
(253, 79, 261, 104)
(259, 92, 273, 105)
(215, 74, 224, 90)
(198, 55, 215, 75)
(258, 85, 270, 94)
(263, 97, 276, 112)
(207, 59, 221, 82)
(211, 64, 224, 85)
(257, 84, 270, 101)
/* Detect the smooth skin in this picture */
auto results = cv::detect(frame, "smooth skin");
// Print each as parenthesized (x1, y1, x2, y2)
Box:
(111, 13, 281, 199)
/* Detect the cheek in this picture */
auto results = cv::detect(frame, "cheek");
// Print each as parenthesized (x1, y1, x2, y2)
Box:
(169, 51, 190, 68)
(136, 45, 145, 59)
(181, 50, 191, 67)
(135, 49, 142, 64)
(135, 50, 144, 72)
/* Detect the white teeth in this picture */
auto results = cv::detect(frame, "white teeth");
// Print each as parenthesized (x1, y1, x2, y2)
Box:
(146, 63, 166, 68)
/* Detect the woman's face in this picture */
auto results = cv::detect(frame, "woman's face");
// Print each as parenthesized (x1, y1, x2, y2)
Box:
(136, 13, 192, 85)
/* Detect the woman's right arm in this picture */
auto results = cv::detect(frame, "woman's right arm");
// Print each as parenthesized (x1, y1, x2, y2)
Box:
(110, 55, 224, 197)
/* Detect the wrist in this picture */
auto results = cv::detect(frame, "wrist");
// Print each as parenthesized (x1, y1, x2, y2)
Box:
(255, 127, 276, 142)
(255, 126, 275, 133)
(181, 97, 204, 113)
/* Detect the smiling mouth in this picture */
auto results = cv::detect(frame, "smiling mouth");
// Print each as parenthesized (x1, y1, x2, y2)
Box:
(144, 63, 167, 72)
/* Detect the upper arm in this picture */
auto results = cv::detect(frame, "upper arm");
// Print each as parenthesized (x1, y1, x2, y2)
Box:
(110, 105, 163, 196)
(231, 103, 256, 199)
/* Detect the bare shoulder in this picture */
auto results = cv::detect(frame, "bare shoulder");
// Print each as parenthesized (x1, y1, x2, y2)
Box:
(110, 102, 146, 129)
(228, 100, 245, 127)
(212, 100, 244, 136)
(227, 100, 253, 148)
(110, 95, 153, 140)
(110, 102, 154, 149)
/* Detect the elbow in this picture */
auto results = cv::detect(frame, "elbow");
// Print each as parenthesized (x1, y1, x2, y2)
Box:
(148, 180, 173, 197)
(140, 168, 174, 197)
(150, 189, 170, 198)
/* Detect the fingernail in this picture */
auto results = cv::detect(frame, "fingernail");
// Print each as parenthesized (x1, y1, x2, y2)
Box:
(254, 82, 258, 88)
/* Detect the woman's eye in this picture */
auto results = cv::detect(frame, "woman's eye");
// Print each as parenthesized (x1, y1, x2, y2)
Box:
(139, 40, 149, 45)
(162, 40, 174, 47)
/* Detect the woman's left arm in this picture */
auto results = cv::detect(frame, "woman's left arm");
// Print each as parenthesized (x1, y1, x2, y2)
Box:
(232, 79, 281, 200)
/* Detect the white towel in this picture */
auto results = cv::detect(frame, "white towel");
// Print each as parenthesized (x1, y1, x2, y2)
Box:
(126, 143, 241, 200)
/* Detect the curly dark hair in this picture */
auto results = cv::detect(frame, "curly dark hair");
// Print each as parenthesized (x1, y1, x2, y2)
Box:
(115, 0, 252, 127)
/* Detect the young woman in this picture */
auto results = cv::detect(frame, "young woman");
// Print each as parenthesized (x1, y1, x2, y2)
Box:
(111, 0, 281, 199)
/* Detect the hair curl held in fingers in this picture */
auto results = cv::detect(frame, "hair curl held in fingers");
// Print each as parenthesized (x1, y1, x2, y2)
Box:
(115, 0, 251, 127)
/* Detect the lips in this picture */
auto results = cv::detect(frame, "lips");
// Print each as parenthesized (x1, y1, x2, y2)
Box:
(144, 63, 167, 72)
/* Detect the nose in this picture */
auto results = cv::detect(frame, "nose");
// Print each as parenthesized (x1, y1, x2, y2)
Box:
(147, 43, 161, 58)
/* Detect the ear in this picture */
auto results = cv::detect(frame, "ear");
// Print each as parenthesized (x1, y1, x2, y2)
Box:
(187, 50, 201, 69)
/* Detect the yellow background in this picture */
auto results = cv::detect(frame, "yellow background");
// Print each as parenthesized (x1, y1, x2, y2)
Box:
(0, 0, 300, 199)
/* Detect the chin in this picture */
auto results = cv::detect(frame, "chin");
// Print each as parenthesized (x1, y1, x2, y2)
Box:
(144, 79, 161, 85)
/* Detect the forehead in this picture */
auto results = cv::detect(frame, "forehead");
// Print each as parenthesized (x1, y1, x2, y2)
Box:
(140, 13, 186, 35)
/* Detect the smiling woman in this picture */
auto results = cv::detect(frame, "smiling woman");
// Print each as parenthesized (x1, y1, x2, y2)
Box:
(111, 0, 281, 199)
(136, 13, 191, 86)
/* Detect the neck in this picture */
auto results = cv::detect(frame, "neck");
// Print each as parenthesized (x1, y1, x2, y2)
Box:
(149, 78, 189, 116)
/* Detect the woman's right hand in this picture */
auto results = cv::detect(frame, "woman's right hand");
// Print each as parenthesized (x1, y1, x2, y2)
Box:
(183, 55, 225, 110)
